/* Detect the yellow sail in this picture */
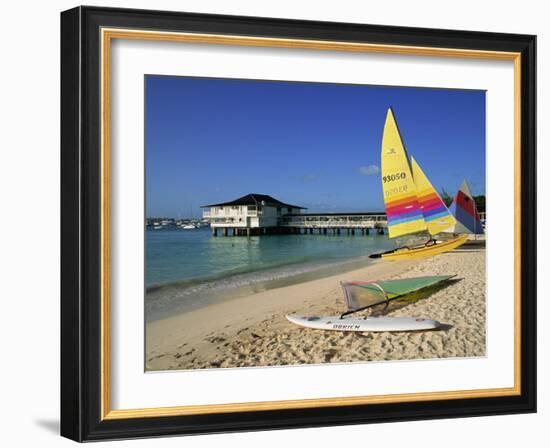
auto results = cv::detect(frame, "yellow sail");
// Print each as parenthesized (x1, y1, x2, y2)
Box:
(381, 108, 427, 238)
(410, 157, 456, 236)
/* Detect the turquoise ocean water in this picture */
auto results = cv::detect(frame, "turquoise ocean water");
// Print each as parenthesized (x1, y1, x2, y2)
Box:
(145, 227, 396, 321)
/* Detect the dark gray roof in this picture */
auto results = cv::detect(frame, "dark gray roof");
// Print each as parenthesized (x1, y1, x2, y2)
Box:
(201, 194, 306, 209)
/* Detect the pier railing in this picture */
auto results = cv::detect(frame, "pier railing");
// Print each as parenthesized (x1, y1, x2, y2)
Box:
(281, 214, 387, 229)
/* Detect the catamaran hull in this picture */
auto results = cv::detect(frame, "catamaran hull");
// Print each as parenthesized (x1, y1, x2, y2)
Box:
(286, 314, 440, 332)
(379, 234, 468, 261)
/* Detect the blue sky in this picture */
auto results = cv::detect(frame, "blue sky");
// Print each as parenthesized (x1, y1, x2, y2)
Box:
(146, 75, 485, 218)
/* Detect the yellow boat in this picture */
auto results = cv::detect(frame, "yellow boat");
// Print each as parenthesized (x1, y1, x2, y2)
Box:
(370, 108, 467, 261)
(380, 234, 468, 261)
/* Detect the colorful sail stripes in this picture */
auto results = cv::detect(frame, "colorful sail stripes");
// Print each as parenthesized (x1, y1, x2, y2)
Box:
(449, 180, 484, 234)
(385, 194, 425, 225)
(410, 157, 456, 235)
(381, 108, 427, 238)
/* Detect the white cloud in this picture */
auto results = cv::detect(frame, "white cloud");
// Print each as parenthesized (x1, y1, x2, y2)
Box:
(359, 165, 380, 176)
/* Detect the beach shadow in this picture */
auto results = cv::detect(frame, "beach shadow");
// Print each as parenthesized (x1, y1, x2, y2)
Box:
(370, 278, 462, 317)
(33, 418, 59, 434)
(437, 323, 454, 331)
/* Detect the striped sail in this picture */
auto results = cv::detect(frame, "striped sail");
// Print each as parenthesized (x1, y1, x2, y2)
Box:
(381, 108, 427, 238)
(450, 180, 484, 234)
(411, 156, 456, 236)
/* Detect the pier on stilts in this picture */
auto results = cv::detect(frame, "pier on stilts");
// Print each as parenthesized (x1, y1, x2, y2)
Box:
(209, 212, 389, 237)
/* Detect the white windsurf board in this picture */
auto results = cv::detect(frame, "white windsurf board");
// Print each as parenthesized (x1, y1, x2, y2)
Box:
(286, 314, 440, 332)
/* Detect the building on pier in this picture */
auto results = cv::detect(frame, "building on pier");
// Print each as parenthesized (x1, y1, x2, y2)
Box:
(201, 194, 388, 236)
(201, 193, 306, 236)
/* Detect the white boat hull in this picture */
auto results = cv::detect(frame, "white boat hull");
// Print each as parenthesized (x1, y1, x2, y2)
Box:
(286, 314, 440, 332)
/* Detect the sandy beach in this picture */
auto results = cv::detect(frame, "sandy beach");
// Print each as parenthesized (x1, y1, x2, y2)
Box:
(146, 245, 486, 371)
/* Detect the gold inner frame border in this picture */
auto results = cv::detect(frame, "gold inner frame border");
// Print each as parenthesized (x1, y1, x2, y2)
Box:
(99, 27, 522, 420)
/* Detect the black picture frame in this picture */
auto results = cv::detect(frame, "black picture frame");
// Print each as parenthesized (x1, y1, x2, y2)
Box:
(61, 5, 536, 442)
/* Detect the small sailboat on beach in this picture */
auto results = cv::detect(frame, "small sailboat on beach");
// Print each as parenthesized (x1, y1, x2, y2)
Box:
(370, 108, 467, 260)
(286, 275, 454, 332)
(449, 179, 484, 235)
